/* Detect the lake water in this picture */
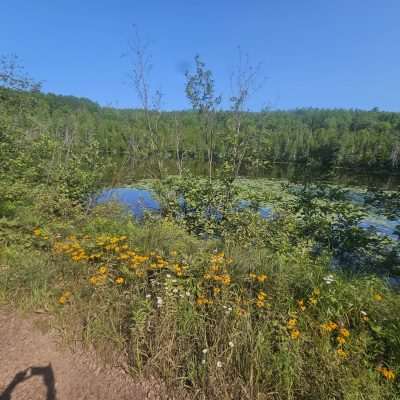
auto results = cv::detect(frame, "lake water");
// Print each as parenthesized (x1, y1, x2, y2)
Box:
(96, 187, 399, 239)
(109, 160, 400, 191)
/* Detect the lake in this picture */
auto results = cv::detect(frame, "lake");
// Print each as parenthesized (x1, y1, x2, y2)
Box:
(96, 186, 399, 240)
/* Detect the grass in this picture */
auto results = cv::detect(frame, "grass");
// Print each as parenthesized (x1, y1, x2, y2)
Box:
(1, 195, 399, 400)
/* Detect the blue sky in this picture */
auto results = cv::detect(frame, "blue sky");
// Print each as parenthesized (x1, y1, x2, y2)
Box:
(1, 0, 399, 110)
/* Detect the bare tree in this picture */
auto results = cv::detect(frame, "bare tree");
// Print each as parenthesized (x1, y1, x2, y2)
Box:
(0, 54, 42, 92)
(226, 49, 264, 178)
(185, 55, 221, 181)
(129, 30, 164, 179)
(173, 113, 185, 176)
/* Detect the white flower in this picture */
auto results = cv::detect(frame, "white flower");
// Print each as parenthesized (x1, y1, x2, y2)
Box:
(156, 297, 163, 307)
(360, 310, 367, 316)
(172, 288, 178, 294)
(201, 359, 206, 364)
(145, 294, 151, 299)
(323, 274, 335, 284)
(185, 291, 191, 297)
(166, 274, 171, 279)
(216, 361, 223, 368)
(228, 341, 234, 348)
(202, 348, 208, 354)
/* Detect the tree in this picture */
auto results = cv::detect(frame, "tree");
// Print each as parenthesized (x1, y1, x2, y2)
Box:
(129, 30, 165, 179)
(0, 54, 42, 92)
(225, 50, 264, 179)
(185, 55, 221, 181)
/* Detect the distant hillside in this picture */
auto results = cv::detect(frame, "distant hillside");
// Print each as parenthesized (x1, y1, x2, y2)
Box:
(1, 87, 400, 171)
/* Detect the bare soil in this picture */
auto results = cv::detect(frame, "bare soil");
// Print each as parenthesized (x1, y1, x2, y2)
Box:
(0, 309, 167, 400)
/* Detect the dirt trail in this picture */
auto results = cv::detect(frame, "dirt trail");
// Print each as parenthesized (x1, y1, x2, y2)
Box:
(0, 309, 164, 400)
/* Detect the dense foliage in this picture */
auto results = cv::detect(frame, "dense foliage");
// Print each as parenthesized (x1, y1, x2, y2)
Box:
(1, 87, 400, 181)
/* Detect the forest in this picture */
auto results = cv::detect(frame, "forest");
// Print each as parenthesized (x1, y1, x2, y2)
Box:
(2, 86, 400, 179)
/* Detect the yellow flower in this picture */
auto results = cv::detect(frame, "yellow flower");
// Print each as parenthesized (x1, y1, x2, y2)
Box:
(337, 336, 346, 345)
(255, 299, 265, 308)
(312, 288, 320, 296)
(297, 299, 306, 312)
(336, 348, 348, 359)
(220, 274, 231, 286)
(249, 273, 257, 279)
(33, 228, 42, 237)
(170, 251, 177, 257)
(290, 329, 300, 339)
(339, 328, 350, 338)
(58, 291, 71, 305)
(257, 291, 267, 301)
(257, 274, 268, 283)
(308, 297, 318, 305)
(373, 293, 383, 301)
(98, 266, 108, 275)
(377, 366, 396, 381)
(287, 318, 297, 329)
(196, 296, 212, 305)
(320, 322, 338, 333)
(115, 277, 124, 285)
(213, 287, 221, 295)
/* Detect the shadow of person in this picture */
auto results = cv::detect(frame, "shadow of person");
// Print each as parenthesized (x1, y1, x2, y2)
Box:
(0, 363, 56, 400)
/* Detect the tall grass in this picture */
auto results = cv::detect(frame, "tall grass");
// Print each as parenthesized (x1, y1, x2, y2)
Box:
(1, 199, 399, 399)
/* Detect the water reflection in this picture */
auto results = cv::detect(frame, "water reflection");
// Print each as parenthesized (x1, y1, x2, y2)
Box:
(96, 187, 398, 239)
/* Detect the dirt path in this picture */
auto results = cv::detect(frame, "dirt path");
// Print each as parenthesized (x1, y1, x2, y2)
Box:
(0, 309, 165, 400)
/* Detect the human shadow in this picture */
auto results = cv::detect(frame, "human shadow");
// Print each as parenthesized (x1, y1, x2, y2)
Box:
(0, 364, 56, 400)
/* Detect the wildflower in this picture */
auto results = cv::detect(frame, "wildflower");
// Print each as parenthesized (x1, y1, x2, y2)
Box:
(255, 300, 265, 308)
(323, 274, 335, 284)
(336, 348, 348, 359)
(98, 266, 108, 275)
(145, 294, 151, 299)
(33, 228, 42, 237)
(58, 291, 71, 305)
(339, 328, 350, 338)
(249, 273, 257, 279)
(213, 287, 221, 295)
(373, 293, 383, 302)
(197, 296, 207, 305)
(257, 274, 268, 283)
(309, 297, 318, 305)
(170, 251, 177, 257)
(220, 274, 231, 286)
(287, 319, 297, 329)
(115, 277, 124, 285)
(201, 359, 206, 364)
(290, 329, 300, 340)
(216, 361, 223, 368)
(320, 322, 338, 333)
(337, 336, 346, 345)
(257, 291, 267, 301)
(202, 348, 208, 354)
(174, 265, 183, 276)
(377, 366, 396, 381)
(297, 299, 306, 312)
(228, 341, 234, 348)
(156, 297, 163, 308)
